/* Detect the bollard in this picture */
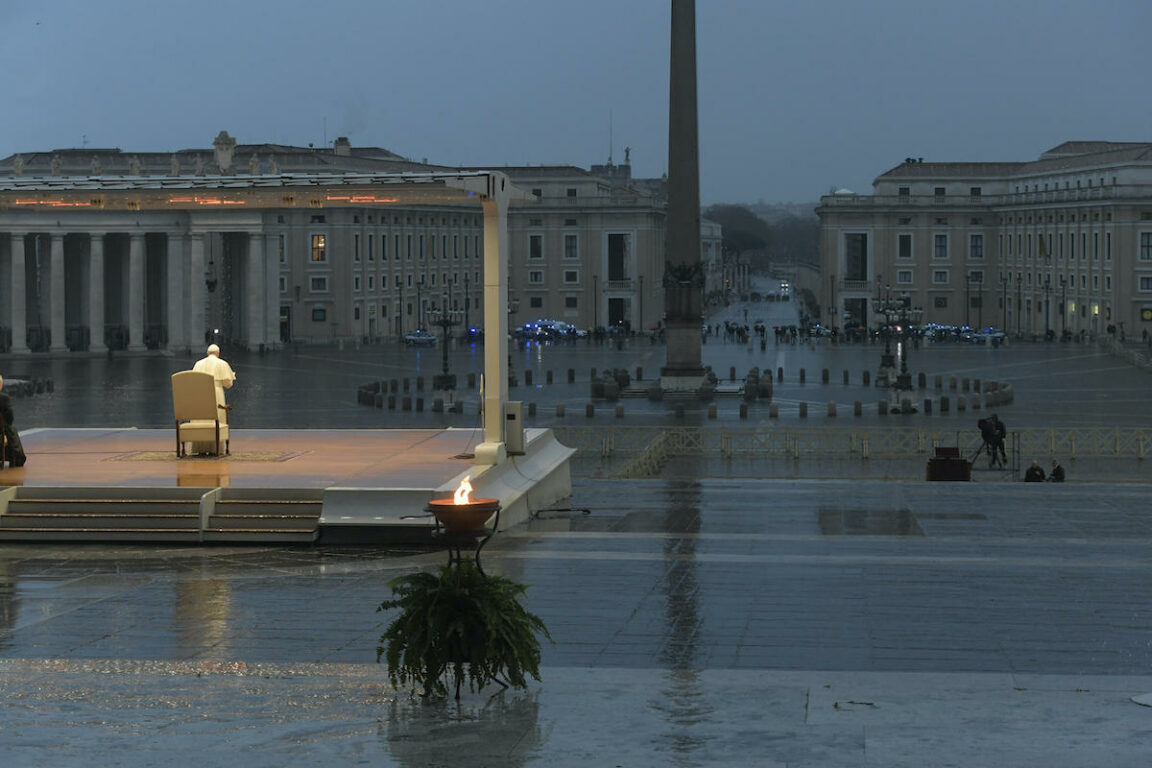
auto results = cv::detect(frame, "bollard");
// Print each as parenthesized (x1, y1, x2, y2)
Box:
(843, 369, 850, 385)
(586, 403, 595, 418)
(556, 404, 566, 417)
(878, 400, 888, 415)
(799, 402, 808, 418)
(940, 395, 950, 413)
(568, 368, 576, 384)
(777, 367, 784, 382)
(525, 370, 533, 386)
(923, 398, 932, 414)
(546, 370, 553, 385)
(862, 370, 870, 386)
(799, 368, 806, 384)
(738, 402, 748, 419)
(616, 404, 624, 419)
(528, 402, 537, 417)
(822, 368, 830, 384)
(918, 372, 926, 389)
(708, 404, 718, 419)
(769, 403, 779, 418)
(854, 400, 862, 417)
(827, 401, 836, 417)
(636, 367, 643, 381)
(730, 366, 737, 382)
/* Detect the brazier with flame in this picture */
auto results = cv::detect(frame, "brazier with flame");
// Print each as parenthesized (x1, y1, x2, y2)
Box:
(427, 476, 500, 536)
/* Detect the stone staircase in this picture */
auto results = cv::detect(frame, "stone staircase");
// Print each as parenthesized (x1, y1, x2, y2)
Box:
(0, 487, 321, 544)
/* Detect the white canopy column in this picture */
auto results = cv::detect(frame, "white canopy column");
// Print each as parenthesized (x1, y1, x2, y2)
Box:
(127, 233, 146, 351)
(49, 233, 66, 352)
(245, 232, 267, 350)
(264, 234, 280, 348)
(88, 233, 106, 353)
(476, 195, 510, 466)
(8, 232, 28, 354)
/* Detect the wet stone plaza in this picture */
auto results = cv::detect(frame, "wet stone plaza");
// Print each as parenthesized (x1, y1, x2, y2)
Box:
(2, 298, 1152, 765)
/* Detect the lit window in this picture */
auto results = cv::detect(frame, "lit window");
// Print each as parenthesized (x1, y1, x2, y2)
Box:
(311, 234, 327, 262)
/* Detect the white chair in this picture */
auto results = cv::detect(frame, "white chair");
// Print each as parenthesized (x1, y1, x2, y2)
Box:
(172, 371, 230, 457)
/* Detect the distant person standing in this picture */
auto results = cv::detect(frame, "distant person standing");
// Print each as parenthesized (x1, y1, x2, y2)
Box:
(191, 344, 236, 454)
(0, 375, 27, 467)
(1024, 460, 1046, 482)
(1047, 460, 1065, 482)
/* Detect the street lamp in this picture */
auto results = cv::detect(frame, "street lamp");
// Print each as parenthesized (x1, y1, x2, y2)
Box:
(1000, 272, 1008, 332)
(1015, 276, 1023, 337)
(1043, 274, 1052, 340)
(428, 293, 462, 393)
(416, 276, 425, 330)
(1059, 274, 1067, 335)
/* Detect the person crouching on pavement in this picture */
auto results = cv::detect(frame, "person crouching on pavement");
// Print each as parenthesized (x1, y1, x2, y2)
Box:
(1024, 460, 1046, 482)
(1047, 460, 1065, 482)
(0, 375, 28, 467)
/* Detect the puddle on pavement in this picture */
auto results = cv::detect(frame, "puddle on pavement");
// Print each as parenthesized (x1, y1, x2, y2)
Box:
(818, 507, 924, 536)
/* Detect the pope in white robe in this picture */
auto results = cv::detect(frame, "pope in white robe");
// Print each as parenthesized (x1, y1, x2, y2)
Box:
(191, 344, 236, 453)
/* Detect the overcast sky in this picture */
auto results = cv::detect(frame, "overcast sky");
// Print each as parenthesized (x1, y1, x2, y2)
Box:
(2, 0, 1149, 205)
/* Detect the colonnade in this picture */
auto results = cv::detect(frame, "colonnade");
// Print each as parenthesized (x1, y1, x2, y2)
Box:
(0, 227, 276, 355)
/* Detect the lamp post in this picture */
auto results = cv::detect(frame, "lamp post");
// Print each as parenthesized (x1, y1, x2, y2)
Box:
(1000, 272, 1008, 332)
(1043, 274, 1051, 339)
(429, 293, 462, 393)
(416, 277, 425, 330)
(1059, 274, 1067, 335)
(872, 283, 919, 410)
(1015, 276, 1022, 337)
(463, 272, 470, 338)
(592, 274, 599, 331)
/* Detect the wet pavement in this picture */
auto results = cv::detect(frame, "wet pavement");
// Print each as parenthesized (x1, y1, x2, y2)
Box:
(2, 478, 1152, 766)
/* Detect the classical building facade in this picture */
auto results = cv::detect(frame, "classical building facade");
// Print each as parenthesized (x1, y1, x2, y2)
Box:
(817, 141, 1152, 337)
(0, 134, 718, 354)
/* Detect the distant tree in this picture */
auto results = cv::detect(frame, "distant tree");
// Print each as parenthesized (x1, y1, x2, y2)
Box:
(703, 204, 769, 254)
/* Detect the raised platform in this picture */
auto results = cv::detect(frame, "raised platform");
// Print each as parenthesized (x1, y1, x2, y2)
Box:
(0, 427, 575, 544)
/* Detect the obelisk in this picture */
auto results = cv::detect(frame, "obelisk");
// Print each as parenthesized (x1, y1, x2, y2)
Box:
(660, 0, 706, 391)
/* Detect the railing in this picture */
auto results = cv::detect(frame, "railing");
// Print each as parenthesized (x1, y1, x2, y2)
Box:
(840, 279, 872, 293)
(604, 279, 633, 290)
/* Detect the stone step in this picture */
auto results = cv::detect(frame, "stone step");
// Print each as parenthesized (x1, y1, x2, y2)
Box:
(0, 527, 202, 543)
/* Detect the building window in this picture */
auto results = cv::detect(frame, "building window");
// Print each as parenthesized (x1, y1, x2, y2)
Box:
(898, 186, 910, 198)
(312, 308, 327, 322)
(419, 234, 426, 259)
(367, 234, 374, 261)
(278, 234, 286, 263)
(563, 270, 579, 284)
(453, 235, 459, 259)
(310, 215, 326, 224)
(1106, 232, 1111, 261)
(1141, 233, 1152, 260)
(310, 234, 327, 262)
(566, 188, 577, 197)
(354, 305, 361, 321)
(1105, 275, 1111, 290)
(406, 234, 413, 261)
(309, 276, 328, 292)
(933, 270, 949, 284)
(530, 296, 543, 308)
(528, 270, 544, 284)
(933, 234, 948, 259)
(531, 188, 542, 199)
(528, 218, 543, 227)
(934, 187, 945, 198)
(353, 275, 361, 292)
(564, 234, 578, 259)
(934, 296, 948, 308)
(897, 270, 913, 283)
(898, 234, 912, 259)
(354, 233, 361, 262)
(565, 218, 577, 226)
(368, 275, 375, 291)
(529, 234, 543, 259)
(969, 187, 982, 199)
(1140, 277, 1152, 292)
(278, 275, 287, 294)
(969, 234, 984, 260)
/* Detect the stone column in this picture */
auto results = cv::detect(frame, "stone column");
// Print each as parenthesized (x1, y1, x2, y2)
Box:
(88, 233, 107, 353)
(49, 233, 66, 352)
(246, 233, 266, 350)
(165, 233, 185, 352)
(127, 233, 146, 351)
(265, 234, 280, 348)
(660, 0, 706, 388)
(189, 233, 206, 350)
(8, 232, 28, 354)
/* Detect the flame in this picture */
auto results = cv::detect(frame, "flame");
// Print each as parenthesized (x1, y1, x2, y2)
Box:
(453, 476, 473, 505)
